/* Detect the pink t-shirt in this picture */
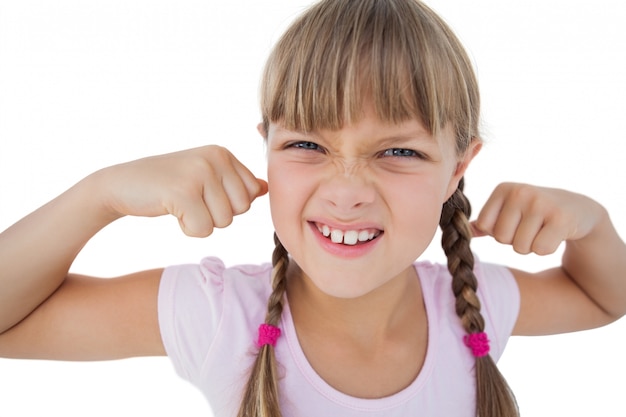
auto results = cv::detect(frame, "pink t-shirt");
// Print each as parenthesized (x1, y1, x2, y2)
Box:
(158, 257, 519, 417)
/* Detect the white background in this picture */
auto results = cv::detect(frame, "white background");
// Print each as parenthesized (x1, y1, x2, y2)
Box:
(1, 1, 625, 416)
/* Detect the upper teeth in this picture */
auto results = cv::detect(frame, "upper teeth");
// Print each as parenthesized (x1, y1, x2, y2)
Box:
(318, 224, 379, 245)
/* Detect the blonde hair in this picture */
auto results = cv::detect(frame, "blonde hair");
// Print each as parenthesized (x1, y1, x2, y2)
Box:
(240, 1, 519, 416)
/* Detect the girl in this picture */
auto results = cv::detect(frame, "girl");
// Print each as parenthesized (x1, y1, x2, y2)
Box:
(1, 1, 625, 416)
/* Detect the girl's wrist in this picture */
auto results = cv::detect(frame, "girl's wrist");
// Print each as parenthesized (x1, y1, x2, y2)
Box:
(74, 169, 127, 226)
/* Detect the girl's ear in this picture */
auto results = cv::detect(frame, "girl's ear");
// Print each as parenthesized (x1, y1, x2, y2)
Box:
(445, 139, 482, 199)
(257, 122, 268, 139)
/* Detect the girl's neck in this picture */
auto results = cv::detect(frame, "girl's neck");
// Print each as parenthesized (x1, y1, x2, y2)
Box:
(286, 262, 424, 344)
(285, 262, 428, 398)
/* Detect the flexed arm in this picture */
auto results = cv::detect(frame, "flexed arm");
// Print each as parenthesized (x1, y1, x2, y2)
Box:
(472, 183, 626, 335)
(0, 146, 266, 356)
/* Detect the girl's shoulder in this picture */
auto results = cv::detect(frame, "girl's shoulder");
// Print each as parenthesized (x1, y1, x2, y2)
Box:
(158, 257, 274, 381)
(414, 256, 520, 359)
(162, 256, 274, 300)
(160, 256, 275, 335)
(414, 256, 518, 297)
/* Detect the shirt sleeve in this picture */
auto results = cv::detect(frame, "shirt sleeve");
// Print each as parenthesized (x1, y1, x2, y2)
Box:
(158, 257, 226, 383)
(474, 260, 521, 361)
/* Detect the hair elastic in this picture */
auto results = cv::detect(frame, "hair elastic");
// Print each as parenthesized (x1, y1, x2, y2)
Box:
(257, 323, 281, 348)
(463, 332, 490, 357)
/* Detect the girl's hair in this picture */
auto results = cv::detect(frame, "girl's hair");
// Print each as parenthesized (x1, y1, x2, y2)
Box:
(440, 178, 518, 416)
(238, 233, 288, 416)
(240, 0, 519, 416)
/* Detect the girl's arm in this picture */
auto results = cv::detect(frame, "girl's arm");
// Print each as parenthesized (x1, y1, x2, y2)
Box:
(0, 173, 119, 335)
(472, 183, 626, 335)
(0, 145, 267, 358)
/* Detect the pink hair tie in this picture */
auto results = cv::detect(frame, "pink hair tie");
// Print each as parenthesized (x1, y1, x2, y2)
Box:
(463, 332, 490, 357)
(257, 323, 281, 348)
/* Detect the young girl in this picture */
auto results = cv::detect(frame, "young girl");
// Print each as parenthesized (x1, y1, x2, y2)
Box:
(1, 0, 625, 416)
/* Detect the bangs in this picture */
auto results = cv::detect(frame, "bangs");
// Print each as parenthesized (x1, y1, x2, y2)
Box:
(260, 0, 479, 150)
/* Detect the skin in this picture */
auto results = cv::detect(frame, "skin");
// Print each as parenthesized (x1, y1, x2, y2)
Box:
(266, 114, 471, 300)
(0, 146, 267, 359)
(0, 112, 625, 396)
(265, 113, 475, 397)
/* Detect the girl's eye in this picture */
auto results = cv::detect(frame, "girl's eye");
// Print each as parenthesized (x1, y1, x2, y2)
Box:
(382, 148, 423, 158)
(290, 141, 322, 151)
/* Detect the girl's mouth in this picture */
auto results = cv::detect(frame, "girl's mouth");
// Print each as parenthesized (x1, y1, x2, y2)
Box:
(313, 222, 382, 245)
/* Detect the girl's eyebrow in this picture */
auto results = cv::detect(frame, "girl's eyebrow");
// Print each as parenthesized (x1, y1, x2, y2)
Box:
(271, 125, 438, 150)
(355, 128, 438, 151)
(271, 126, 314, 138)
(375, 132, 435, 147)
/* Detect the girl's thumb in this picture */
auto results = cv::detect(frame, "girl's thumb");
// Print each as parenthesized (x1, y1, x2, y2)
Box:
(469, 221, 488, 238)
(256, 178, 269, 197)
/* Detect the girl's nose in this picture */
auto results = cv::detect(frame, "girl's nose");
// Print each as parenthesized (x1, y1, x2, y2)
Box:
(317, 171, 376, 211)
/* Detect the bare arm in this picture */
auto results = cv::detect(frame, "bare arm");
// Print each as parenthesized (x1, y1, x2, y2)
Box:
(0, 145, 267, 358)
(0, 174, 119, 333)
(472, 183, 626, 335)
(561, 207, 626, 319)
(0, 271, 165, 360)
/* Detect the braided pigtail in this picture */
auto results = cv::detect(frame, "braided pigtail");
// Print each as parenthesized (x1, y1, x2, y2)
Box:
(440, 178, 519, 417)
(237, 233, 289, 417)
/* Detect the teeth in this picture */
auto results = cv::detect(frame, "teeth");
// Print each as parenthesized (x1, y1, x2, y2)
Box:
(330, 229, 344, 244)
(316, 223, 380, 245)
(343, 230, 358, 245)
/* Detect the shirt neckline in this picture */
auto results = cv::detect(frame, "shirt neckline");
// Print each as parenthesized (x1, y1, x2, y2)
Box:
(281, 262, 438, 411)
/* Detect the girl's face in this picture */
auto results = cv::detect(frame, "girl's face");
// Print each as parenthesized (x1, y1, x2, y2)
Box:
(265, 106, 479, 299)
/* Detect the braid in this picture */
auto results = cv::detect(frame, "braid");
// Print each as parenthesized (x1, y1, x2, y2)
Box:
(237, 233, 289, 417)
(440, 179, 484, 334)
(266, 233, 289, 326)
(440, 178, 519, 417)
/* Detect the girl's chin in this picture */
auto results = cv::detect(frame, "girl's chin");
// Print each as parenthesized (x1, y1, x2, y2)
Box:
(294, 265, 395, 300)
